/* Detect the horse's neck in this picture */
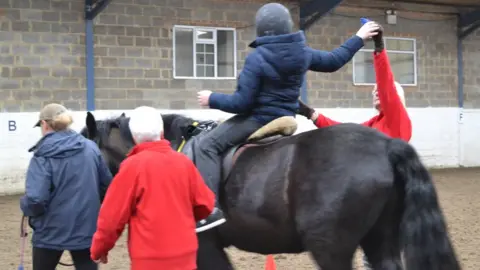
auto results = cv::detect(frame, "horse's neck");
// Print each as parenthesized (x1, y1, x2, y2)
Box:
(163, 114, 196, 141)
(116, 118, 135, 148)
(164, 114, 195, 128)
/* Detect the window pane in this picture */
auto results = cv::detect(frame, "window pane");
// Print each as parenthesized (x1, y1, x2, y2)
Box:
(362, 40, 375, 50)
(197, 29, 213, 40)
(217, 30, 235, 77)
(174, 28, 194, 77)
(386, 39, 414, 51)
(205, 66, 214, 77)
(196, 53, 206, 65)
(388, 52, 415, 84)
(353, 51, 375, 84)
(205, 54, 214, 65)
(196, 65, 205, 77)
(205, 44, 214, 53)
(196, 44, 205, 53)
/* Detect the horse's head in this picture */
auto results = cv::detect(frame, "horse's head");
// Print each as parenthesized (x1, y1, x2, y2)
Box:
(80, 112, 200, 175)
(80, 112, 132, 175)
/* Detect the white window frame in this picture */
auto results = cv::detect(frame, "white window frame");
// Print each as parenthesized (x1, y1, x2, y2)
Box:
(352, 37, 417, 86)
(172, 25, 237, 80)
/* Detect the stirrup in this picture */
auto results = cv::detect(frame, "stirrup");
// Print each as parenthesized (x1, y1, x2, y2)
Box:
(195, 218, 226, 233)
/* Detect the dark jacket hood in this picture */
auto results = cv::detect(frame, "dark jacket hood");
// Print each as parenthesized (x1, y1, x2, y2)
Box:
(29, 130, 85, 158)
(249, 31, 308, 78)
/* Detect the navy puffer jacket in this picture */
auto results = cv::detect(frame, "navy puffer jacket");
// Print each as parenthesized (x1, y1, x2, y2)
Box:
(209, 31, 364, 124)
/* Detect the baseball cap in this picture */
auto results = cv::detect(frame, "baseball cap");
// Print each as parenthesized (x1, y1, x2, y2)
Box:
(34, 103, 68, 128)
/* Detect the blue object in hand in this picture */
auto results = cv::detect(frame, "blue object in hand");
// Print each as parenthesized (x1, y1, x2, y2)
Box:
(360, 18, 370, 25)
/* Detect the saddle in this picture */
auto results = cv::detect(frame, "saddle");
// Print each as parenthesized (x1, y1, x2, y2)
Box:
(181, 116, 298, 181)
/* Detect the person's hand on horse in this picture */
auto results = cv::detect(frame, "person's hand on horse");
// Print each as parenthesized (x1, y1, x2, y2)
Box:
(297, 100, 315, 120)
(372, 23, 384, 53)
(356, 21, 381, 42)
(93, 255, 108, 264)
(197, 90, 212, 107)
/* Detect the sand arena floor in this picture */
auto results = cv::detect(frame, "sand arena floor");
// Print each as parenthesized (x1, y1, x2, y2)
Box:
(0, 168, 479, 269)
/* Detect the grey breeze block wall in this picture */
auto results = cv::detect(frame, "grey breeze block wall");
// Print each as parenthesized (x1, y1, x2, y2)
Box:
(0, 0, 479, 112)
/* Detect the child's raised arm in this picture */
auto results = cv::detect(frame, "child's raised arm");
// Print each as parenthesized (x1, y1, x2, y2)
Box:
(306, 36, 364, 72)
(308, 21, 381, 72)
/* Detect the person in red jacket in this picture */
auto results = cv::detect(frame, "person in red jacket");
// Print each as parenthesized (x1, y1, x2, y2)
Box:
(298, 24, 412, 142)
(90, 106, 215, 270)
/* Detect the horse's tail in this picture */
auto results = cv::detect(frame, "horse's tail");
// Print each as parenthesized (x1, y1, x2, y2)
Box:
(387, 138, 461, 270)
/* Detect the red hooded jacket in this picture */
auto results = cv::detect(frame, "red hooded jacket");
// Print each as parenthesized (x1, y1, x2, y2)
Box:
(313, 50, 412, 142)
(90, 140, 215, 270)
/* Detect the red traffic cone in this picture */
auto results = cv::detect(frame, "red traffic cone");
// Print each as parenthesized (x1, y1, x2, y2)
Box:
(265, 255, 277, 270)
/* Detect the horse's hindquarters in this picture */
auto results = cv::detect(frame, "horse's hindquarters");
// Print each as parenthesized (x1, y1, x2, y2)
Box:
(220, 143, 303, 254)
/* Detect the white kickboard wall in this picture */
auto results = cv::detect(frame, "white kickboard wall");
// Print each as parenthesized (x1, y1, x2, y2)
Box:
(1, 107, 477, 195)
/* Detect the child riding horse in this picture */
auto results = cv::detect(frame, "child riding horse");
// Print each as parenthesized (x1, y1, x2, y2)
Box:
(194, 2, 382, 232)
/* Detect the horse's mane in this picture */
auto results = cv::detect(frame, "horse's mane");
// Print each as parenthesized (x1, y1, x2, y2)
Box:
(83, 113, 198, 148)
(160, 113, 196, 143)
(80, 114, 134, 149)
(162, 113, 195, 128)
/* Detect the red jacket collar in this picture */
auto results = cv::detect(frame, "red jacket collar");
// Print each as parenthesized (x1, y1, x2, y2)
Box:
(127, 140, 172, 157)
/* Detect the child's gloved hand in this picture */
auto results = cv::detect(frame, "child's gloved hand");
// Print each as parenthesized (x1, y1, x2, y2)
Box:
(372, 23, 384, 53)
(197, 90, 212, 107)
(356, 21, 381, 42)
(297, 100, 315, 120)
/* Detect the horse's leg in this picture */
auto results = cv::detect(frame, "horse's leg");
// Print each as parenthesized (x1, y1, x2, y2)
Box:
(293, 174, 387, 270)
(297, 215, 356, 270)
(303, 236, 355, 270)
(360, 187, 403, 270)
(197, 229, 233, 270)
(360, 226, 402, 270)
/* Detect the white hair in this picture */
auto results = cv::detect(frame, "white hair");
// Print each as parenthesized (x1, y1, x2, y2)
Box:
(394, 81, 406, 107)
(128, 106, 164, 144)
(373, 81, 406, 107)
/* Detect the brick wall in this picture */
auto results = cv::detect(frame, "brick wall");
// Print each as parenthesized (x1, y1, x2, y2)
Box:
(304, 5, 461, 108)
(0, 0, 478, 112)
(0, 0, 85, 112)
(90, 0, 282, 110)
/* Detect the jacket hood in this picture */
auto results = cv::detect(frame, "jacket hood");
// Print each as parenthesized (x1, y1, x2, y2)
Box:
(249, 31, 308, 78)
(29, 130, 85, 158)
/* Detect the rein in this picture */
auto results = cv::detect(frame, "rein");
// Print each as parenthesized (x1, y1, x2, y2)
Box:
(176, 121, 199, 152)
(18, 216, 27, 270)
(19, 216, 75, 267)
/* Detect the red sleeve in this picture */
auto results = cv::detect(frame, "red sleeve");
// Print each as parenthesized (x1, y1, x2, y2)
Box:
(373, 50, 412, 142)
(361, 116, 379, 127)
(314, 114, 342, 128)
(90, 158, 139, 261)
(189, 161, 215, 221)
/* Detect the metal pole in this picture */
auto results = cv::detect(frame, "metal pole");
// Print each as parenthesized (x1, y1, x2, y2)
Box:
(300, 74, 308, 103)
(457, 37, 464, 108)
(85, 19, 95, 111)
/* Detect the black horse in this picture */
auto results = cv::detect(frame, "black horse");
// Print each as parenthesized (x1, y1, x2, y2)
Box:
(81, 112, 460, 270)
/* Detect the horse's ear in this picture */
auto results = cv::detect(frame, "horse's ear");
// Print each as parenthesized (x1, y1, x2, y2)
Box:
(86, 112, 97, 139)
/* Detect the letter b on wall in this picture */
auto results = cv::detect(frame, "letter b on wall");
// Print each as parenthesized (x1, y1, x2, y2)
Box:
(8, 120, 16, 131)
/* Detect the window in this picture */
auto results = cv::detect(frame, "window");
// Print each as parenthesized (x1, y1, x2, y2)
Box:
(353, 37, 417, 86)
(173, 25, 237, 79)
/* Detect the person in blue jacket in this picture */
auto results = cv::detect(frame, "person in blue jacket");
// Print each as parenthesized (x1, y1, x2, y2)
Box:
(20, 103, 112, 270)
(195, 3, 381, 232)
